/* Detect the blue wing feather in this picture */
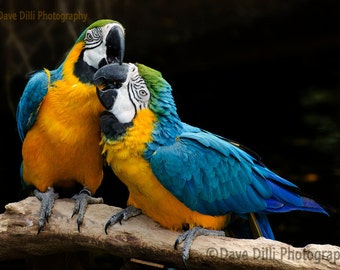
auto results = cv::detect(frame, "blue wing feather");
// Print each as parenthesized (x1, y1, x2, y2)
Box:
(16, 66, 63, 141)
(16, 70, 49, 141)
(149, 124, 328, 217)
(150, 127, 271, 215)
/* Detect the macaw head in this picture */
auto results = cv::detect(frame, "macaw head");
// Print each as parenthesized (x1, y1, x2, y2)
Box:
(93, 62, 178, 123)
(93, 62, 182, 141)
(65, 19, 125, 83)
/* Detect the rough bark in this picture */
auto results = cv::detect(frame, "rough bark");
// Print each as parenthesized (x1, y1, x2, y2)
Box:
(0, 197, 338, 269)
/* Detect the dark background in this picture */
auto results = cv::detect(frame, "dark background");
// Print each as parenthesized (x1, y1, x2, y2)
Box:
(0, 0, 339, 268)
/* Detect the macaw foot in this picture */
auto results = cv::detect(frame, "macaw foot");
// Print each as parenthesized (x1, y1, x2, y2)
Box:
(174, 226, 225, 268)
(71, 187, 104, 231)
(105, 205, 142, 234)
(34, 187, 59, 234)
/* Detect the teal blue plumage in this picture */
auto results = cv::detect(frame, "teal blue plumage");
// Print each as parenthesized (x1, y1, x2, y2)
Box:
(149, 128, 325, 216)
(137, 64, 328, 239)
(16, 65, 63, 141)
(96, 63, 328, 241)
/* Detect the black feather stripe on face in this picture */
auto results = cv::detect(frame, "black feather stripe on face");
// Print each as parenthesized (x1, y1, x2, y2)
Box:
(74, 50, 97, 83)
(100, 111, 132, 140)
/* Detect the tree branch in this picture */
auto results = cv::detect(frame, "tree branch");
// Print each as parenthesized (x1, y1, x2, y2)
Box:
(0, 197, 338, 269)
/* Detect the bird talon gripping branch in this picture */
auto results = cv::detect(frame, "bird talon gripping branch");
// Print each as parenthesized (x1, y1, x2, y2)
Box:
(34, 187, 59, 233)
(72, 188, 104, 231)
(105, 206, 142, 234)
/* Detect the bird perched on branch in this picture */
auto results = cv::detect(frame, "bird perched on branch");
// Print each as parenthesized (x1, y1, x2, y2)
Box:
(94, 62, 328, 267)
(16, 19, 125, 233)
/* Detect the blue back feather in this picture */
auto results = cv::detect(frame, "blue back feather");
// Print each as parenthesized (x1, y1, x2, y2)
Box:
(136, 63, 328, 239)
(16, 65, 63, 141)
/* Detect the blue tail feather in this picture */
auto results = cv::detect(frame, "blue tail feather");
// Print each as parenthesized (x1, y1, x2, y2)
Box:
(255, 213, 274, 239)
(227, 213, 275, 240)
(262, 171, 329, 216)
(299, 196, 329, 215)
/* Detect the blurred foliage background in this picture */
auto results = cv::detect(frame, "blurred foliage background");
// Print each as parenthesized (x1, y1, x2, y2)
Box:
(0, 0, 339, 269)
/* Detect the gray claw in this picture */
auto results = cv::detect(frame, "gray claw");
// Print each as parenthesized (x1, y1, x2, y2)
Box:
(174, 227, 225, 268)
(34, 187, 59, 234)
(72, 188, 103, 231)
(105, 205, 142, 234)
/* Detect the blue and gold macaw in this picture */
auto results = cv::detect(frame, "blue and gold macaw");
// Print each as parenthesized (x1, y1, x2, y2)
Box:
(16, 19, 125, 233)
(94, 63, 328, 266)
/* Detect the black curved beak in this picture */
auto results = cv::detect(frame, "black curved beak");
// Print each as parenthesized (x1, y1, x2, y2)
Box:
(106, 25, 125, 65)
(93, 63, 129, 86)
(94, 63, 130, 110)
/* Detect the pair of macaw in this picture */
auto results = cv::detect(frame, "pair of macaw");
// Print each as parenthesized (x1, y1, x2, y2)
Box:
(17, 20, 328, 266)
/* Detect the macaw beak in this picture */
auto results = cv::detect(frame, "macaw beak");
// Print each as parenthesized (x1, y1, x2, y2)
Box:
(93, 63, 129, 86)
(96, 87, 117, 110)
(106, 24, 125, 65)
(94, 63, 129, 110)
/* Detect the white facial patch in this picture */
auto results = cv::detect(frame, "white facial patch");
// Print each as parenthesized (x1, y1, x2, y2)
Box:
(82, 23, 124, 69)
(111, 82, 136, 123)
(108, 63, 150, 123)
(83, 44, 106, 69)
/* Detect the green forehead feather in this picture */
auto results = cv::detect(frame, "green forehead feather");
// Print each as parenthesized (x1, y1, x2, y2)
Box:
(136, 63, 164, 91)
(88, 19, 118, 29)
(136, 63, 175, 115)
(76, 19, 121, 43)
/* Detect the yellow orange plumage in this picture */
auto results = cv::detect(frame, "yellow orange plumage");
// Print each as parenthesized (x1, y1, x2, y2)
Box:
(22, 42, 104, 193)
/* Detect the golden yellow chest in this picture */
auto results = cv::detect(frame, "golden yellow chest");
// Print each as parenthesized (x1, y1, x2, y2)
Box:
(102, 109, 228, 231)
(21, 42, 104, 192)
(22, 79, 104, 192)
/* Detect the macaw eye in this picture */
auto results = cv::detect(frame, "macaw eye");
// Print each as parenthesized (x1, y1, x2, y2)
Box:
(85, 32, 93, 41)
(84, 28, 103, 49)
(139, 90, 148, 96)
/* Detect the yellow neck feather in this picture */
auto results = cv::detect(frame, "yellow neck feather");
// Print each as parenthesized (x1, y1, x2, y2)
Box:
(63, 42, 84, 84)
(102, 109, 156, 164)
(47, 41, 104, 115)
